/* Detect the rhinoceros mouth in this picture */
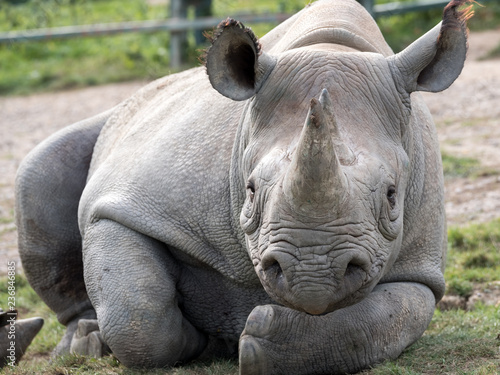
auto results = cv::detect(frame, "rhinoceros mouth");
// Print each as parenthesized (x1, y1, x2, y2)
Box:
(257, 250, 376, 315)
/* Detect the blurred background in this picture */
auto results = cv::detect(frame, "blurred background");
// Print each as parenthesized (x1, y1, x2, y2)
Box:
(0, 0, 498, 96)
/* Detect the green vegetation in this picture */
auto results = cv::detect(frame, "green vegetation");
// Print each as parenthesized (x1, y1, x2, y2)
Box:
(1, 0, 499, 96)
(0, 0, 171, 95)
(2, 353, 239, 374)
(481, 42, 500, 60)
(2, 217, 499, 374)
(363, 304, 500, 374)
(441, 152, 481, 179)
(446, 219, 500, 294)
(468, 0, 500, 32)
(377, 6, 443, 53)
(0, 275, 64, 357)
(378, 0, 500, 53)
(0, 0, 307, 96)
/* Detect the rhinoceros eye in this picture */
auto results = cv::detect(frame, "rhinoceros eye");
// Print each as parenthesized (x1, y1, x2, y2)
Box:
(246, 181, 255, 203)
(241, 180, 259, 234)
(387, 186, 397, 208)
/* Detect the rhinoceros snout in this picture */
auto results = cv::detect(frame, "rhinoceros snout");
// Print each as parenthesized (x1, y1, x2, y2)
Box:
(261, 255, 284, 284)
(260, 249, 370, 315)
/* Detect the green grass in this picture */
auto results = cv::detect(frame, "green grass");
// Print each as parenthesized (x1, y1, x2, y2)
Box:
(377, 6, 444, 53)
(1, 0, 499, 96)
(468, 0, 500, 32)
(477, 0, 500, 61)
(363, 305, 500, 374)
(446, 219, 500, 295)
(377, 0, 500, 53)
(0, 0, 308, 96)
(2, 217, 500, 374)
(2, 354, 239, 374)
(441, 152, 482, 179)
(0, 0, 172, 95)
(0, 275, 64, 357)
(481, 42, 500, 60)
(0, 33, 173, 95)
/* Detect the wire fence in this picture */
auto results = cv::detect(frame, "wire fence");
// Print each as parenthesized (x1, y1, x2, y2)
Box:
(0, 0, 490, 68)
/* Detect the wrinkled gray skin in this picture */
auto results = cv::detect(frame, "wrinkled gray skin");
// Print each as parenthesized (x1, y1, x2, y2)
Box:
(16, 0, 471, 373)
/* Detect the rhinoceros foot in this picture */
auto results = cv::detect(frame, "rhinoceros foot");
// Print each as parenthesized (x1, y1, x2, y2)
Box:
(1, 313, 44, 367)
(70, 319, 110, 358)
(239, 305, 277, 375)
(239, 304, 334, 375)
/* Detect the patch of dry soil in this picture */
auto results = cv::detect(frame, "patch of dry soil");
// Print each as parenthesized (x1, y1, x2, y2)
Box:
(438, 281, 500, 311)
(1, 30, 500, 309)
(0, 81, 147, 275)
(421, 29, 500, 227)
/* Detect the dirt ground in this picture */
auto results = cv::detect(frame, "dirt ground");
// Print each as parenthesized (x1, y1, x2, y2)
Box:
(422, 29, 500, 228)
(1, 30, 500, 306)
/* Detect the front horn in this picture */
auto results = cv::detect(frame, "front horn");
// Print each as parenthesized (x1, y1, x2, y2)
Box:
(283, 89, 349, 214)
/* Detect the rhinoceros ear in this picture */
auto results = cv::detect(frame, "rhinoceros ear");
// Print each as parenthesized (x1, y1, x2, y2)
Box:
(205, 18, 276, 101)
(388, 0, 474, 93)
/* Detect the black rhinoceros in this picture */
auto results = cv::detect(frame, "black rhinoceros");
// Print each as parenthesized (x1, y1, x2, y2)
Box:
(15, 0, 472, 373)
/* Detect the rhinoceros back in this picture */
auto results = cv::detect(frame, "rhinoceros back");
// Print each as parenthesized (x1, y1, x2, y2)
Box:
(261, 0, 393, 56)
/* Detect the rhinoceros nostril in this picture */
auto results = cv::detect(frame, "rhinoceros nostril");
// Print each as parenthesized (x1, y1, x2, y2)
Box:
(266, 261, 283, 281)
(261, 255, 284, 282)
(345, 262, 362, 277)
(343, 262, 366, 291)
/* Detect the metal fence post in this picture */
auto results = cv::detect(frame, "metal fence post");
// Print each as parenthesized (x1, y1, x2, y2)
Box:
(1, 1, 479, 48)
(170, 0, 182, 69)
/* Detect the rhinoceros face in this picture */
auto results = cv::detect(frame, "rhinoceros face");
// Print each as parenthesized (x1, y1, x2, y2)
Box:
(206, 14, 468, 314)
(236, 53, 410, 315)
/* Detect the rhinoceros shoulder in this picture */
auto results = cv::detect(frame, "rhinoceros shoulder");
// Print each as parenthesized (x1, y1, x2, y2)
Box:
(89, 67, 208, 173)
(79, 66, 251, 278)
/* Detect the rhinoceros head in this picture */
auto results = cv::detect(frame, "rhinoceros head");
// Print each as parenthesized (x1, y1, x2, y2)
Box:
(206, 1, 470, 315)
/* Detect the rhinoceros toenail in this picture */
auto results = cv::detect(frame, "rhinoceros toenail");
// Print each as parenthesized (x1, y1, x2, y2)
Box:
(245, 306, 275, 336)
(239, 336, 267, 375)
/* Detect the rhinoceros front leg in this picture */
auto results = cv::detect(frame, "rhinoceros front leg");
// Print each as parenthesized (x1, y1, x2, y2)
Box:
(82, 219, 208, 367)
(239, 282, 435, 375)
(70, 319, 110, 358)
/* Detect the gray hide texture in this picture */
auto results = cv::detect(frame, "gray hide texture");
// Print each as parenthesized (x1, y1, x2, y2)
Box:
(15, 0, 473, 373)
